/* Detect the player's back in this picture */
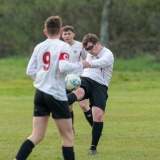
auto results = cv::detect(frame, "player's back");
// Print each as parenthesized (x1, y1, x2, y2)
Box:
(33, 38, 71, 100)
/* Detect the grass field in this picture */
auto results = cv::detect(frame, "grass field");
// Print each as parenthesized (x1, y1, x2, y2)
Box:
(0, 56, 160, 160)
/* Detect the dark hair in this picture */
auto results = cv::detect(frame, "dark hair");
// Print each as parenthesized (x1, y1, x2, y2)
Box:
(62, 25, 75, 33)
(44, 15, 62, 36)
(82, 33, 99, 48)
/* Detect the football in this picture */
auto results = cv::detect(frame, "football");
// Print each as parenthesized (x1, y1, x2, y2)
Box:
(65, 74, 81, 91)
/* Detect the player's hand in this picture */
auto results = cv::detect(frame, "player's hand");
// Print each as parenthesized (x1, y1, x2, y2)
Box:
(81, 60, 91, 68)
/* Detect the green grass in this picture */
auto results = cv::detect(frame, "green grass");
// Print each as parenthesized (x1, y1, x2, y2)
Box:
(0, 56, 160, 160)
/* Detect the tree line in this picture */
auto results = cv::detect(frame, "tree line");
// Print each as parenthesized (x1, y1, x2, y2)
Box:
(0, 0, 160, 59)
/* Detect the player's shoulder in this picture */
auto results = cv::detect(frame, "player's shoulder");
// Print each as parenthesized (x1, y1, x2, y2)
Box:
(57, 39, 69, 46)
(60, 40, 72, 53)
(102, 47, 114, 59)
(73, 40, 82, 47)
(54, 39, 71, 49)
(71, 41, 83, 51)
(34, 40, 46, 49)
(103, 47, 113, 54)
(75, 40, 82, 45)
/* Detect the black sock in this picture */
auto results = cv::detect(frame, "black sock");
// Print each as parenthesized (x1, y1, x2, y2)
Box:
(62, 146, 75, 160)
(71, 111, 74, 126)
(90, 122, 103, 150)
(15, 139, 34, 160)
(84, 109, 93, 127)
(67, 93, 77, 105)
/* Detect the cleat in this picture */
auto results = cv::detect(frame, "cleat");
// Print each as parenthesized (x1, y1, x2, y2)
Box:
(88, 150, 98, 155)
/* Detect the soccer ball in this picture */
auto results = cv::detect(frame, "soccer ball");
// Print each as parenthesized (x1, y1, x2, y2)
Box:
(65, 74, 81, 91)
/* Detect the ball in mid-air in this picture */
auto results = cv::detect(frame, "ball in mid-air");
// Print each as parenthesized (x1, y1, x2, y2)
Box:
(65, 74, 81, 91)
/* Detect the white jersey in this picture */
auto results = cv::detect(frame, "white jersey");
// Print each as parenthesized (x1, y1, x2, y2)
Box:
(26, 38, 83, 101)
(70, 41, 88, 75)
(83, 47, 114, 87)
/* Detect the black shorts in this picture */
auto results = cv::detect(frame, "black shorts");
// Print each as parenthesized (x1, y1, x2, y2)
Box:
(34, 89, 71, 119)
(80, 77, 108, 111)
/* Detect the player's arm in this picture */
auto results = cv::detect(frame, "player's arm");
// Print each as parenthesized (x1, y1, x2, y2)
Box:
(59, 44, 91, 74)
(89, 50, 114, 68)
(59, 44, 83, 74)
(26, 47, 37, 80)
(59, 52, 83, 74)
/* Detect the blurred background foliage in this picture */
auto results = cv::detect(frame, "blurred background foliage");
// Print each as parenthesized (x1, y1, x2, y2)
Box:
(0, 0, 160, 59)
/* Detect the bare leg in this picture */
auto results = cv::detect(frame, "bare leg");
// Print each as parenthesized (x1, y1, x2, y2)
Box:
(78, 99, 89, 112)
(69, 104, 74, 132)
(14, 116, 49, 160)
(28, 116, 49, 145)
(55, 118, 75, 160)
(54, 118, 74, 146)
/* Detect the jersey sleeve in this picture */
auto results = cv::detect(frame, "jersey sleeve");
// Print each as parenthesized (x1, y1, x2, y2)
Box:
(59, 60, 83, 74)
(26, 47, 37, 80)
(88, 50, 114, 68)
(59, 44, 83, 74)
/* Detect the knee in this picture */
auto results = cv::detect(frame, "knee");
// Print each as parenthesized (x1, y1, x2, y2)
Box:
(93, 112, 104, 122)
(63, 135, 74, 142)
(73, 88, 85, 100)
(29, 133, 45, 145)
(79, 103, 89, 112)
(62, 133, 74, 145)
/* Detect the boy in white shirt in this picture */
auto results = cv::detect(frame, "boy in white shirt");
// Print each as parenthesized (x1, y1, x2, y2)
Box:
(14, 16, 90, 160)
(62, 26, 93, 133)
(67, 33, 114, 155)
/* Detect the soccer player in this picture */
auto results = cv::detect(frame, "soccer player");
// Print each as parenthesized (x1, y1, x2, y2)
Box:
(62, 26, 93, 132)
(14, 16, 90, 160)
(67, 33, 114, 155)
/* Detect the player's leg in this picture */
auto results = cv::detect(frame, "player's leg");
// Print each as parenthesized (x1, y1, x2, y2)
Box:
(67, 77, 90, 105)
(88, 106, 104, 155)
(69, 105, 74, 125)
(78, 99, 93, 126)
(28, 116, 49, 144)
(14, 116, 49, 160)
(66, 90, 75, 133)
(87, 79, 108, 155)
(47, 93, 75, 160)
(14, 89, 49, 160)
(54, 118, 75, 160)
(69, 104, 75, 133)
(67, 87, 85, 105)
(55, 118, 73, 146)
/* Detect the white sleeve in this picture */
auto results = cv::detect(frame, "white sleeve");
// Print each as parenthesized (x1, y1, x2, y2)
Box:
(59, 60, 83, 74)
(89, 51, 114, 68)
(26, 47, 37, 80)
(59, 43, 83, 74)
